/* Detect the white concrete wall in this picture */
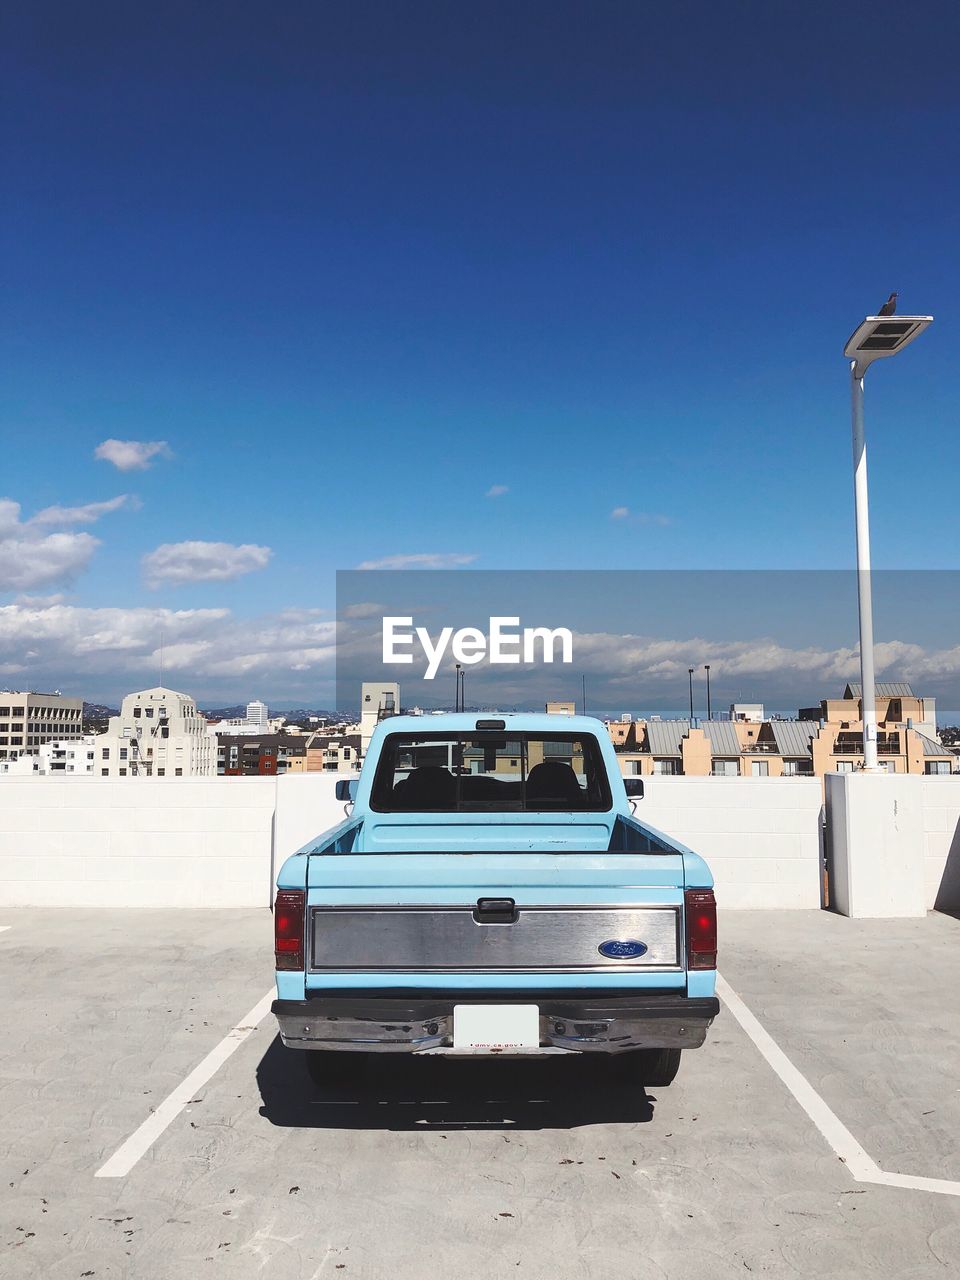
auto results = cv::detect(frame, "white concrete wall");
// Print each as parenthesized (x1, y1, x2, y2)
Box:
(826, 773, 960, 918)
(921, 776, 960, 912)
(636, 777, 824, 910)
(0, 777, 277, 908)
(0, 773, 826, 910)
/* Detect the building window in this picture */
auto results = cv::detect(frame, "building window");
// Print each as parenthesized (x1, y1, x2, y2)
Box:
(133, 707, 141, 718)
(102, 748, 109, 759)
(837, 761, 854, 774)
(101, 768, 109, 776)
(653, 759, 677, 776)
(119, 768, 127, 776)
(751, 760, 769, 777)
(175, 768, 183, 777)
(119, 748, 127, 760)
(925, 761, 951, 776)
(157, 768, 165, 776)
(712, 760, 739, 777)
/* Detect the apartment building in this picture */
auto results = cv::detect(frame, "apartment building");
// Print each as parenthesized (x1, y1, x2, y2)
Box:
(360, 682, 399, 754)
(306, 731, 361, 772)
(611, 683, 956, 779)
(39, 736, 97, 775)
(217, 733, 307, 776)
(97, 687, 218, 778)
(0, 691, 84, 761)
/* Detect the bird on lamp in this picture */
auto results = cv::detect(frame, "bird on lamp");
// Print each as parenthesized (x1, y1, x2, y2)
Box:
(878, 292, 897, 317)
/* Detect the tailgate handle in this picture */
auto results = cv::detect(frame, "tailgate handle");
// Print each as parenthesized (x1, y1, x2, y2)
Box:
(473, 897, 518, 924)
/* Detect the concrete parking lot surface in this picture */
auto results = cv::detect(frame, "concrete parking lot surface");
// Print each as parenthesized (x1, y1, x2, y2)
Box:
(1, 908, 959, 1279)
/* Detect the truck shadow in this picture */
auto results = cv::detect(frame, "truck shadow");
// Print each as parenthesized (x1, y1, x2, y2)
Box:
(256, 1036, 656, 1131)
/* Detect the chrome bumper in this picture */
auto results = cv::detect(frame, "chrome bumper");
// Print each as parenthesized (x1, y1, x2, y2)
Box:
(272, 993, 719, 1055)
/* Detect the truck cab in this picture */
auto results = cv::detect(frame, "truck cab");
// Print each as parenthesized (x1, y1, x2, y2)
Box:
(272, 713, 718, 1087)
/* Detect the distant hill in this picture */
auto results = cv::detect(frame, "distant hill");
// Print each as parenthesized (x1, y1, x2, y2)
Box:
(82, 702, 118, 732)
(199, 705, 352, 723)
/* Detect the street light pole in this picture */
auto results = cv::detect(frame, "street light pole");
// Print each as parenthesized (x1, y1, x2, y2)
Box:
(843, 303, 932, 773)
(850, 366, 879, 771)
(688, 667, 694, 721)
(704, 664, 712, 721)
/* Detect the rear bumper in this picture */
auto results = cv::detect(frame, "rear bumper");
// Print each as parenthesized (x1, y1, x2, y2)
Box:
(272, 991, 720, 1055)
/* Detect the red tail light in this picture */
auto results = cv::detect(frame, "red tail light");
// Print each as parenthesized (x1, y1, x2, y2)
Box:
(685, 888, 717, 970)
(274, 890, 305, 970)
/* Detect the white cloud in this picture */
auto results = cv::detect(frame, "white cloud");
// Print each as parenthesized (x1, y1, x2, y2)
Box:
(610, 506, 671, 525)
(142, 541, 273, 589)
(94, 439, 172, 471)
(0, 492, 138, 592)
(0, 532, 99, 591)
(29, 495, 139, 526)
(486, 484, 509, 498)
(356, 552, 478, 570)
(0, 600, 337, 697)
(3, 594, 960, 711)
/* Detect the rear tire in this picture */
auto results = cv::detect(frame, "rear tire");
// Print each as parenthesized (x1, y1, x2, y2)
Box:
(303, 1050, 364, 1089)
(613, 1047, 682, 1087)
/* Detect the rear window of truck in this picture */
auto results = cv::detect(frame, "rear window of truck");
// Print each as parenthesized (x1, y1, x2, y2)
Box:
(370, 732, 613, 812)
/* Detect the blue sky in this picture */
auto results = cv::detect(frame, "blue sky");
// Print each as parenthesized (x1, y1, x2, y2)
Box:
(2, 2, 960, 708)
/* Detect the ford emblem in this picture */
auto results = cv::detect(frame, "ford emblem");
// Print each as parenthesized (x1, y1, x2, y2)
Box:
(598, 939, 648, 960)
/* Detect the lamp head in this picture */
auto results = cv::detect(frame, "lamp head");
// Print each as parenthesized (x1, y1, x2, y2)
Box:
(844, 314, 932, 378)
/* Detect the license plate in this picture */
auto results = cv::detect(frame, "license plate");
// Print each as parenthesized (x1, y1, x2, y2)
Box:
(453, 1004, 540, 1050)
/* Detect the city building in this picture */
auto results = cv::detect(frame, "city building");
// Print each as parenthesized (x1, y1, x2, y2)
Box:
(96, 687, 218, 778)
(0, 736, 98, 776)
(0, 690, 84, 762)
(246, 699, 268, 730)
(730, 703, 765, 723)
(39, 736, 97, 775)
(217, 733, 307, 776)
(545, 700, 576, 715)
(360, 682, 399, 755)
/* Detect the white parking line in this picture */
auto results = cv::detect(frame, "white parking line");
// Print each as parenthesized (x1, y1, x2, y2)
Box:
(95, 989, 274, 1178)
(96, 974, 960, 1194)
(717, 973, 960, 1198)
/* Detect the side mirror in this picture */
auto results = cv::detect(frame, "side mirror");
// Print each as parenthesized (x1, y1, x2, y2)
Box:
(335, 779, 358, 802)
(623, 778, 644, 800)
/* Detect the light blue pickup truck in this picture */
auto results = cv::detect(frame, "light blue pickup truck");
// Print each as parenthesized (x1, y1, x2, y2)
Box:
(272, 713, 718, 1087)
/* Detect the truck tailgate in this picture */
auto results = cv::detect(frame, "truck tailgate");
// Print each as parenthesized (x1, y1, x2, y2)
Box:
(305, 851, 685, 978)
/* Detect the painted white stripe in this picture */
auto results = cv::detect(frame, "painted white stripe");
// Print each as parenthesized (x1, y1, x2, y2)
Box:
(716, 973, 960, 1198)
(95, 989, 274, 1178)
(0, 925, 11, 933)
